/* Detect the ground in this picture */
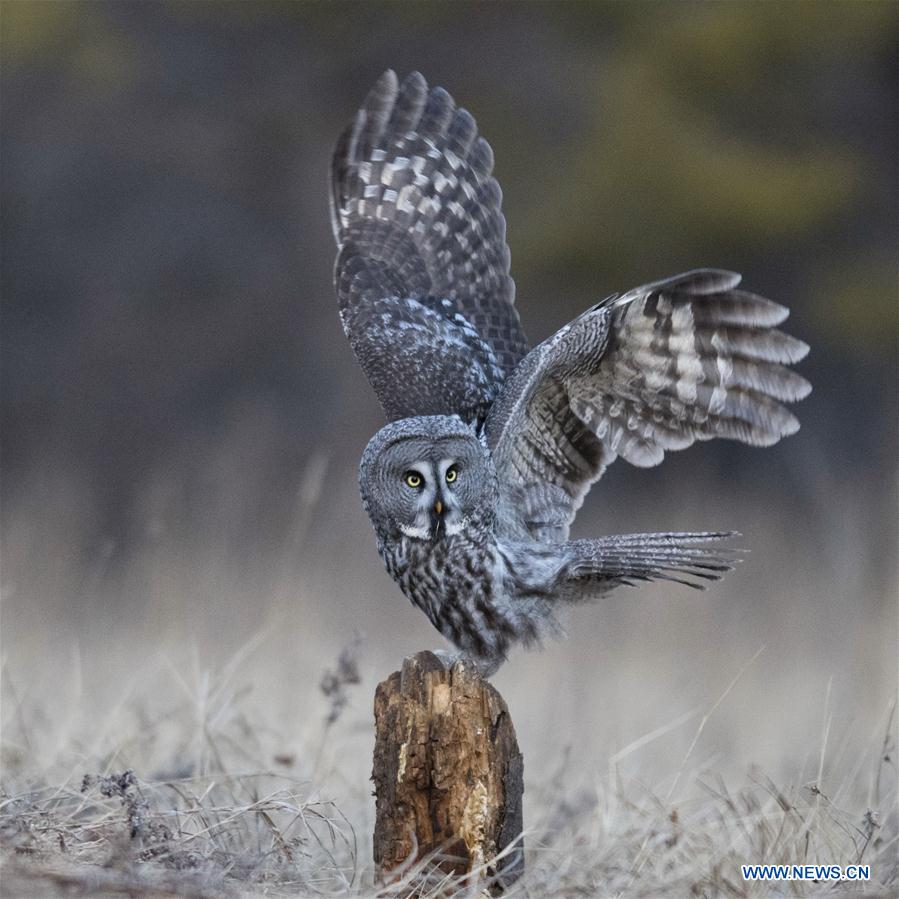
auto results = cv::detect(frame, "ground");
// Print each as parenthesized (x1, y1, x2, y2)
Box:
(2, 635, 895, 898)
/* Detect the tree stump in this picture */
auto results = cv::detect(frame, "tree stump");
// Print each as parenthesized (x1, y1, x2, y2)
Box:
(372, 651, 524, 892)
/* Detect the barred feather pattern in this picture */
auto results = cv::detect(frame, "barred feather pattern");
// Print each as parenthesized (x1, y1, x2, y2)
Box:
(379, 527, 739, 673)
(332, 70, 528, 422)
(486, 269, 811, 542)
(339, 75, 812, 673)
(360, 419, 746, 674)
(376, 502, 738, 672)
(563, 532, 739, 592)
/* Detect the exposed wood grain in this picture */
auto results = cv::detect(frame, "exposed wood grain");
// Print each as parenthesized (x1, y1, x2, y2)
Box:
(372, 652, 523, 893)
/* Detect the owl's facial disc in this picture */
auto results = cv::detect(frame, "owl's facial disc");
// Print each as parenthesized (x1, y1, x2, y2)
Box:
(360, 419, 492, 543)
(395, 458, 467, 542)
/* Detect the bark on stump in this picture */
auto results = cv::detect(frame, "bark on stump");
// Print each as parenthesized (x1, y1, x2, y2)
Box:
(372, 651, 524, 892)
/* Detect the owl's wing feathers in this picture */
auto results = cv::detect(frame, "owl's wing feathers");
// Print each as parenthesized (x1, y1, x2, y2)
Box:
(332, 70, 528, 422)
(565, 532, 740, 592)
(486, 269, 811, 541)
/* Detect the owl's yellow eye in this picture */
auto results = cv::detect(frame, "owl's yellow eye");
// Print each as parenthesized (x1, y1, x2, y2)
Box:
(404, 471, 422, 489)
(445, 466, 458, 484)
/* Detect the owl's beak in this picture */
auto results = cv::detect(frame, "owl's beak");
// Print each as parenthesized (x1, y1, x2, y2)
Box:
(430, 498, 445, 541)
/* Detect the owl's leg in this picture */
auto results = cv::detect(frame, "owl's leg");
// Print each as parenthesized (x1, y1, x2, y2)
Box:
(430, 648, 459, 669)
(432, 649, 503, 678)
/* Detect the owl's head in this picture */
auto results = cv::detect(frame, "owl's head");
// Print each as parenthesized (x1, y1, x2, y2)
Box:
(359, 416, 495, 542)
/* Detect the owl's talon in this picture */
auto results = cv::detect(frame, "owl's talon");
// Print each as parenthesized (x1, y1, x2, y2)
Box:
(431, 649, 460, 670)
(431, 650, 501, 679)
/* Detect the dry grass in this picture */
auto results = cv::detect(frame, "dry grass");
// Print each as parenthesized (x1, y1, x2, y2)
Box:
(2, 456, 896, 896)
(1, 638, 895, 899)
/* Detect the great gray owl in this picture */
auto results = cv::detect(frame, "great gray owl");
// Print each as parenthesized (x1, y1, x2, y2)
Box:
(331, 71, 810, 674)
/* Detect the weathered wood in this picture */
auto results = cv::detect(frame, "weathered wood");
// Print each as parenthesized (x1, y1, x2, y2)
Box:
(372, 651, 524, 892)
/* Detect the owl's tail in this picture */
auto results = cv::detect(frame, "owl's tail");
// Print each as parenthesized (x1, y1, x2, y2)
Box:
(563, 531, 740, 595)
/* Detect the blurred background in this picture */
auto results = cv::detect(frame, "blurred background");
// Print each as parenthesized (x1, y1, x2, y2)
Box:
(2, 1, 897, 807)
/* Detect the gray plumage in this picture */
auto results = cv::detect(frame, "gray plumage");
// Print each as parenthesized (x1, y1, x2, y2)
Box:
(334, 71, 811, 673)
(331, 70, 526, 423)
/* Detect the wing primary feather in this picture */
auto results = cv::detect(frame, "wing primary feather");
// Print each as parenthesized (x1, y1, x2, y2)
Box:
(386, 71, 427, 137)
(355, 69, 398, 159)
(486, 268, 810, 541)
(332, 72, 529, 421)
(564, 532, 741, 593)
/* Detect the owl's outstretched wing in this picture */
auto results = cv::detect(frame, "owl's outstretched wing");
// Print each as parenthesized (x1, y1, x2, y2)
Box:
(485, 269, 811, 542)
(332, 70, 528, 423)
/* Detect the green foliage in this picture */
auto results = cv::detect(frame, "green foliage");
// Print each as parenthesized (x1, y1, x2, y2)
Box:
(510, 3, 893, 324)
(1, 1, 82, 68)
(3, 1, 893, 351)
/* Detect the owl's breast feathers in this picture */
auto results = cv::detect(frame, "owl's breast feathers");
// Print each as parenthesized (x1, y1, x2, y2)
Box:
(379, 531, 546, 664)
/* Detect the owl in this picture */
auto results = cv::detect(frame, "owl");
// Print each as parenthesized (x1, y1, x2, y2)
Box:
(331, 71, 811, 674)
